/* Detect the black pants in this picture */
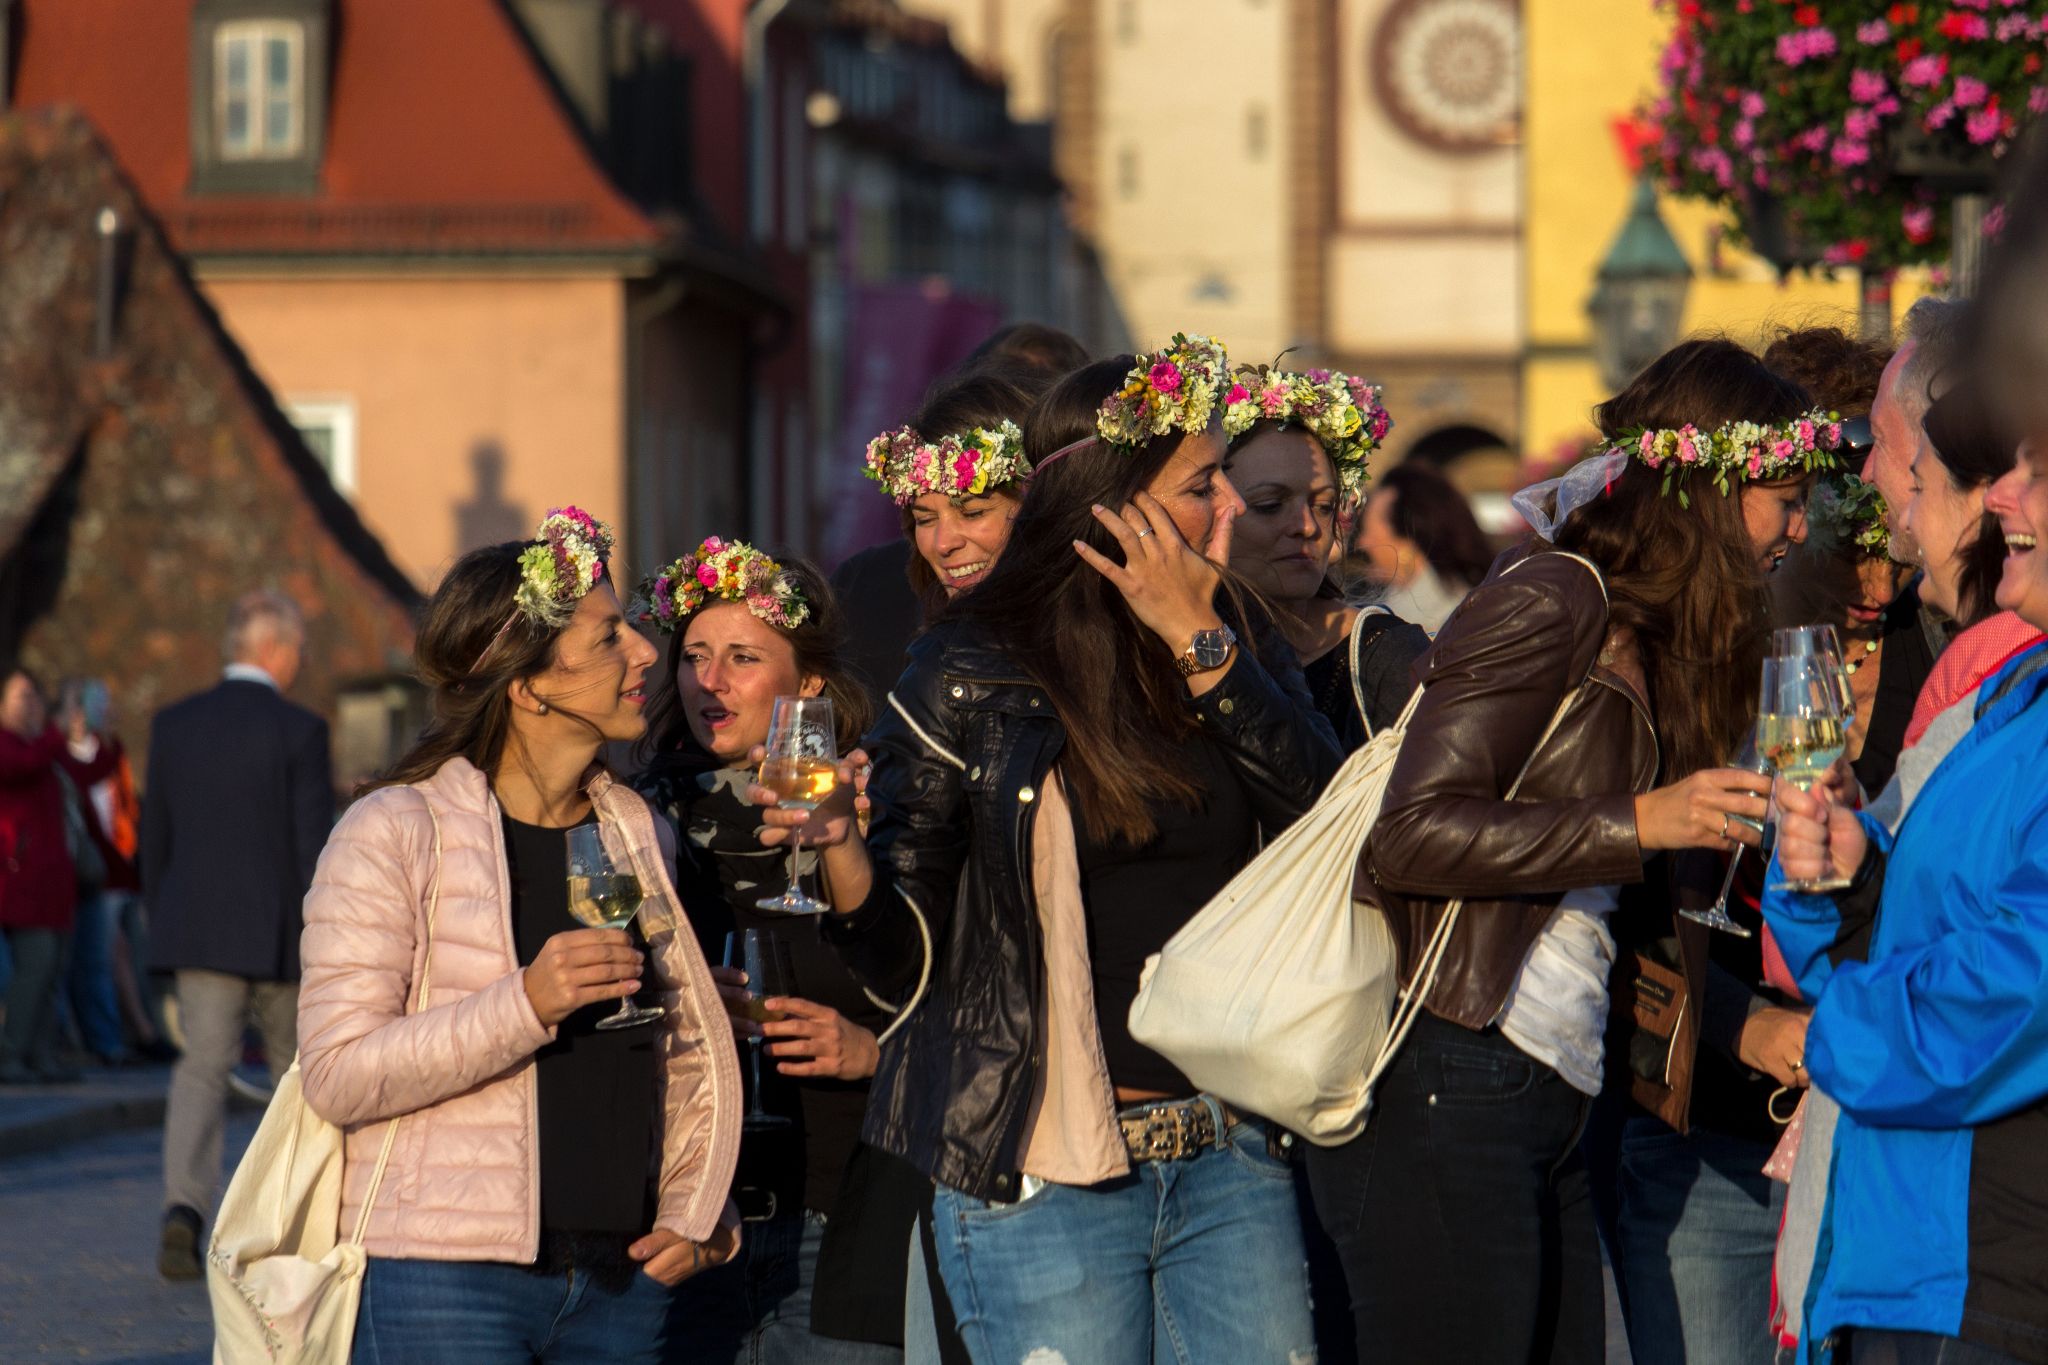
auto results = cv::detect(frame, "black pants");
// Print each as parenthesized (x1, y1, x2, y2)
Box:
(1304, 1014, 1603, 1364)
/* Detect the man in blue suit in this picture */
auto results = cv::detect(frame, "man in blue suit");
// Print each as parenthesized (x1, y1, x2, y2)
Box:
(143, 591, 331, 1280)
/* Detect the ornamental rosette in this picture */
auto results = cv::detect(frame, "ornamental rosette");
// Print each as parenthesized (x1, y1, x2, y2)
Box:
(1644, 0, 2048, 273)
(862, 419, 1030, 507)
(637, 536, 810, 633)
(1221, 363, 1394, 504)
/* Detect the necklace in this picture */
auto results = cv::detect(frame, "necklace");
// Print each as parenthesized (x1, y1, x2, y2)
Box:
(1844, 636, 1881, 676)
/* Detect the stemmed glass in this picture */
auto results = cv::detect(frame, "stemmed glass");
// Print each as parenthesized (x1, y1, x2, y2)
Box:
(1680, 731, 1770, 938)
(1773, 624, 1855, 715)
(1758, 653, 1854, 893)
(755, 696, 839, 916)
(565, 825, 665, 1031)
(724, 929, 795, 1132)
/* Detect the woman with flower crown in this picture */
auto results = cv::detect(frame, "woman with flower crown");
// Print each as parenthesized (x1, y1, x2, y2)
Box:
(1311, 338, 1842, 1363)
(1221, 362, 1429, 748)
(627, 537, 908, 1364)
(753, 335, 1344, 1362)
(294, 510, 741, 1361)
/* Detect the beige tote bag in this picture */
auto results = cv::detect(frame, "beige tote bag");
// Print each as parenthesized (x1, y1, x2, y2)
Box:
(1129, 559, 1593, 1144)
(208, 802, 444, 1363)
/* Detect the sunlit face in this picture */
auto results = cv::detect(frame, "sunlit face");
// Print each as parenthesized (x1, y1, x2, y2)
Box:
(1224, 427, 1341, 605)
(519, 582, 659, 743)
(675, 601, 820, 764)
(910, 490, 1020, 597)
(1740, 478, 1812, 574)
(1867, 345, 1922, 564)
(1141, 422, 1245, 553)
(0, 672, 43, 737)
(1986, 439, 2048, 631)
(1356, 487, 1415, 585)
(1898, 440, 1990, 619)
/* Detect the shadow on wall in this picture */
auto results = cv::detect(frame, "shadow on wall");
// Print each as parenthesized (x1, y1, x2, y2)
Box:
(454, 439, 529, 553)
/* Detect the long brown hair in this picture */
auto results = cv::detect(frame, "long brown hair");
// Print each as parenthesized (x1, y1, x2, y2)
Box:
(636, 556, 873, 767)
(364, 541, 609, 795)
(1553, 338, 1814, 778)
(949, 355, 1244, 845)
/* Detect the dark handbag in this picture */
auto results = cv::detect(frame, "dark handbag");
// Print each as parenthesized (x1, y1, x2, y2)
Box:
(1616, 951, 1696, 1133)
(55, 768, 107, 898)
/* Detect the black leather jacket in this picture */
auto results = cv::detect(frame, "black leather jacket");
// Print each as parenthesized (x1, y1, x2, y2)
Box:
(823, 616, 1342, 1201)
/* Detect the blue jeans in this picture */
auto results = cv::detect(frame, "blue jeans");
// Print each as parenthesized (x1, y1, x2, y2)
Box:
(929, 1107, 1316, 1365)
(63, 891, 126, 1059)
(668, 1211, 901, 1364)
(1613, 1118, 1784, 1365)
(353, 1255, 675, 1363)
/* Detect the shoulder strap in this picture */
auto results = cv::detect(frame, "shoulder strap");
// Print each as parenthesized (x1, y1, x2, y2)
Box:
(1348, 605, 1396, 739)
(348, 793, 444, 1246)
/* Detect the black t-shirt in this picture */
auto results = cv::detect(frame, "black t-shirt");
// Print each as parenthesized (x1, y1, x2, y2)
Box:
(502, 811, 659, 1235)
(1851, 586, 1938, 798)
(1073, 734, 1258, 1096)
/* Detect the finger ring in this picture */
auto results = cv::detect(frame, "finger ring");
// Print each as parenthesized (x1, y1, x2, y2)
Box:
(1721, 812, 1730, 838)
(1792, 1057, 1806, 1073)
(1134, 527, 1153, 539)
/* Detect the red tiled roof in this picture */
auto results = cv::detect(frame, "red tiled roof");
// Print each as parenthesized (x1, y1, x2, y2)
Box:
(12, 0, 660, 257)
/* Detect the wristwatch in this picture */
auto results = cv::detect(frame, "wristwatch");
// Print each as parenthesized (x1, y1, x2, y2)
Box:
(1174, 625, 1237, 678)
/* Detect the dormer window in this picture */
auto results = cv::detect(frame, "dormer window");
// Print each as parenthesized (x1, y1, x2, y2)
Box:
(216, 21, 305, 160)
(188, 0, 331, 195)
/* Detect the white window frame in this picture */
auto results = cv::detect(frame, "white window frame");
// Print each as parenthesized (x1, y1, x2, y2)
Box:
(215, 20, 306, 160)
(284, 395, 357, 496)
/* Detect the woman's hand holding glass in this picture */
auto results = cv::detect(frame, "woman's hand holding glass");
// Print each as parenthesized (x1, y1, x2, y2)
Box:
(520, 929, 644, 1028)
(757, 997, 880, 1081)
(748, 745, 872, 849)
(1772, 777, 1868, 890)
(1633, 768, 1774, 852)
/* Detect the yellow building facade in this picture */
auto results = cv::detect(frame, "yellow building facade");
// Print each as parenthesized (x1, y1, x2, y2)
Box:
(1522, 0, 1932, 464)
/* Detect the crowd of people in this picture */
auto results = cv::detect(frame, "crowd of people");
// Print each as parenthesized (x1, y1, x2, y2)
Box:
(12, 143, 2048, 1365)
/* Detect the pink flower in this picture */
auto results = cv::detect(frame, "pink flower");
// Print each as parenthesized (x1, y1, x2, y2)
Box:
(1953, 76, 1989, 108)
(953, 451, 979, 487)
(1856, 19, 1891, 42)
(1225, 383, 1250, 406)
(1985, 204, 2009, 238)
(1740, 91, 1767, 118)
(1797, 419, 1817, 448)
(1903, 204, 1937, 242)
(1903, 54, 1949, 87)
(1734, 120, 1756, 149)
(2031, 86, 2048, 115)
(1260, 384, 1288, 417)
(1307, 368, 1332, 384)
(1149, 361, 1184, 396)
(1966, 105, 2005, 143)
(695, 563, 719, 589)
(1926, 99, 1958, 129)
(1850, 69, 1888, 102)
(1773, 439, 1796, 462)
(1749, 452, 1767, 477)
(1832, 138, 1871, 167)
(1845, 108, 1879, 140)
(1677, 432, 1700, 464)
(1996, 14, 2034, 37)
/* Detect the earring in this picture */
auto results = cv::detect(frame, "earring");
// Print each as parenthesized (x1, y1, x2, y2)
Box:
(538, 702, 550, 715)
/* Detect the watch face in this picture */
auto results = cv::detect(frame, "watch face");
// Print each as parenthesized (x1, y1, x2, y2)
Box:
(1192, 630, 1231, 669)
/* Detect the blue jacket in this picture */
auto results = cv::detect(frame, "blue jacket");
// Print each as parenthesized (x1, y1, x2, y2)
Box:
(1765, 644, 2048, 1363)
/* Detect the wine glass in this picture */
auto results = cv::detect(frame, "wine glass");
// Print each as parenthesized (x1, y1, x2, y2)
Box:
(566, 824, 665, 1031)
(755, 696, 839, 916)
(1758, 654, 1854, 893)
(724, 929, 795, 1132)
(1773, 624, 1855, 715)
(1680, 730, 1769, 938)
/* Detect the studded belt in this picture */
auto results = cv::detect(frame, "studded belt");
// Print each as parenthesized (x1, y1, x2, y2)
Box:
(1117, 1096, 1241, 1163)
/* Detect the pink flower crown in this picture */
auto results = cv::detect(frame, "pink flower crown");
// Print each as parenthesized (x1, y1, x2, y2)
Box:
(1612, 410, 1845, 504)
(514, 507, 614, 627)
(638, 537, 810, 633)
(1221, 364, 1393, 504)
(863, 419, 1029, 506)
(1097, 333, 1231, 447)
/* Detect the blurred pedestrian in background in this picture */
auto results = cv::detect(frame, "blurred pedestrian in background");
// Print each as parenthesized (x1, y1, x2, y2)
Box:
(1352, 460, 1494, 634)
(145, 590, 330, 1279)
(54, 677, 145, 1066)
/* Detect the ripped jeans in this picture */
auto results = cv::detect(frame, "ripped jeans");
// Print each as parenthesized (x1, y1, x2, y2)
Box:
(928, 1109, 1317, 1365)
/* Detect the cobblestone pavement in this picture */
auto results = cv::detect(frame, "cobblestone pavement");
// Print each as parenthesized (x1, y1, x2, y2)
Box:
(0, 1115, 254, 1363)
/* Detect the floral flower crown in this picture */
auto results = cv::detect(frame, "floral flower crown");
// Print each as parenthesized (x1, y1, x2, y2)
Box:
(1097, 333, 1230, 447)
(515, 507, 614, 627)
(639, 537, 810, 633)
(1612, 410, 1845, 503)
(1808, 471, 1891, 556)
(863, 419, 1030, 506)
(1221, 364, 1394, 502)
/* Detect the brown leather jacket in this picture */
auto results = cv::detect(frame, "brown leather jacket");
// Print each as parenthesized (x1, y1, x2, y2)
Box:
(1361, 550, 1660, 1029)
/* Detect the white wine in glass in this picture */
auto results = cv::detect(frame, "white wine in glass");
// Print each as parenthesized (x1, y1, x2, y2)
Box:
(1759, 655, 1853, 893)
(566, 824, 665, 1031)
(756, 696, 839, 915)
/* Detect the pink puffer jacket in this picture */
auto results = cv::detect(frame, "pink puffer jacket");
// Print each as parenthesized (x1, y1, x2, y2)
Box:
(297, 757, 741, 1262)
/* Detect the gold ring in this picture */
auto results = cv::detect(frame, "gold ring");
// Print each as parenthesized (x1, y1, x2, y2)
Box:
(1721, 812, 1730, 838)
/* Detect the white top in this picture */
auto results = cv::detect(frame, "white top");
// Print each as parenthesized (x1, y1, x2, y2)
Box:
(1378, 562, 1469, 637)
(224, 663, 281, 690)
(1495, 884, 1619, 1097)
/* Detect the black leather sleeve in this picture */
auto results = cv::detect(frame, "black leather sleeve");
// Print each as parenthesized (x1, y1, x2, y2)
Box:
(822, 635, 968, 1003)
(1188, 624, 1344, 833)
(1368, 562, 1646, 899)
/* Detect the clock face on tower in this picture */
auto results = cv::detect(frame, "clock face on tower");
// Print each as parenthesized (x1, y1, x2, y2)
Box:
(1370, 0, 1522, 154)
